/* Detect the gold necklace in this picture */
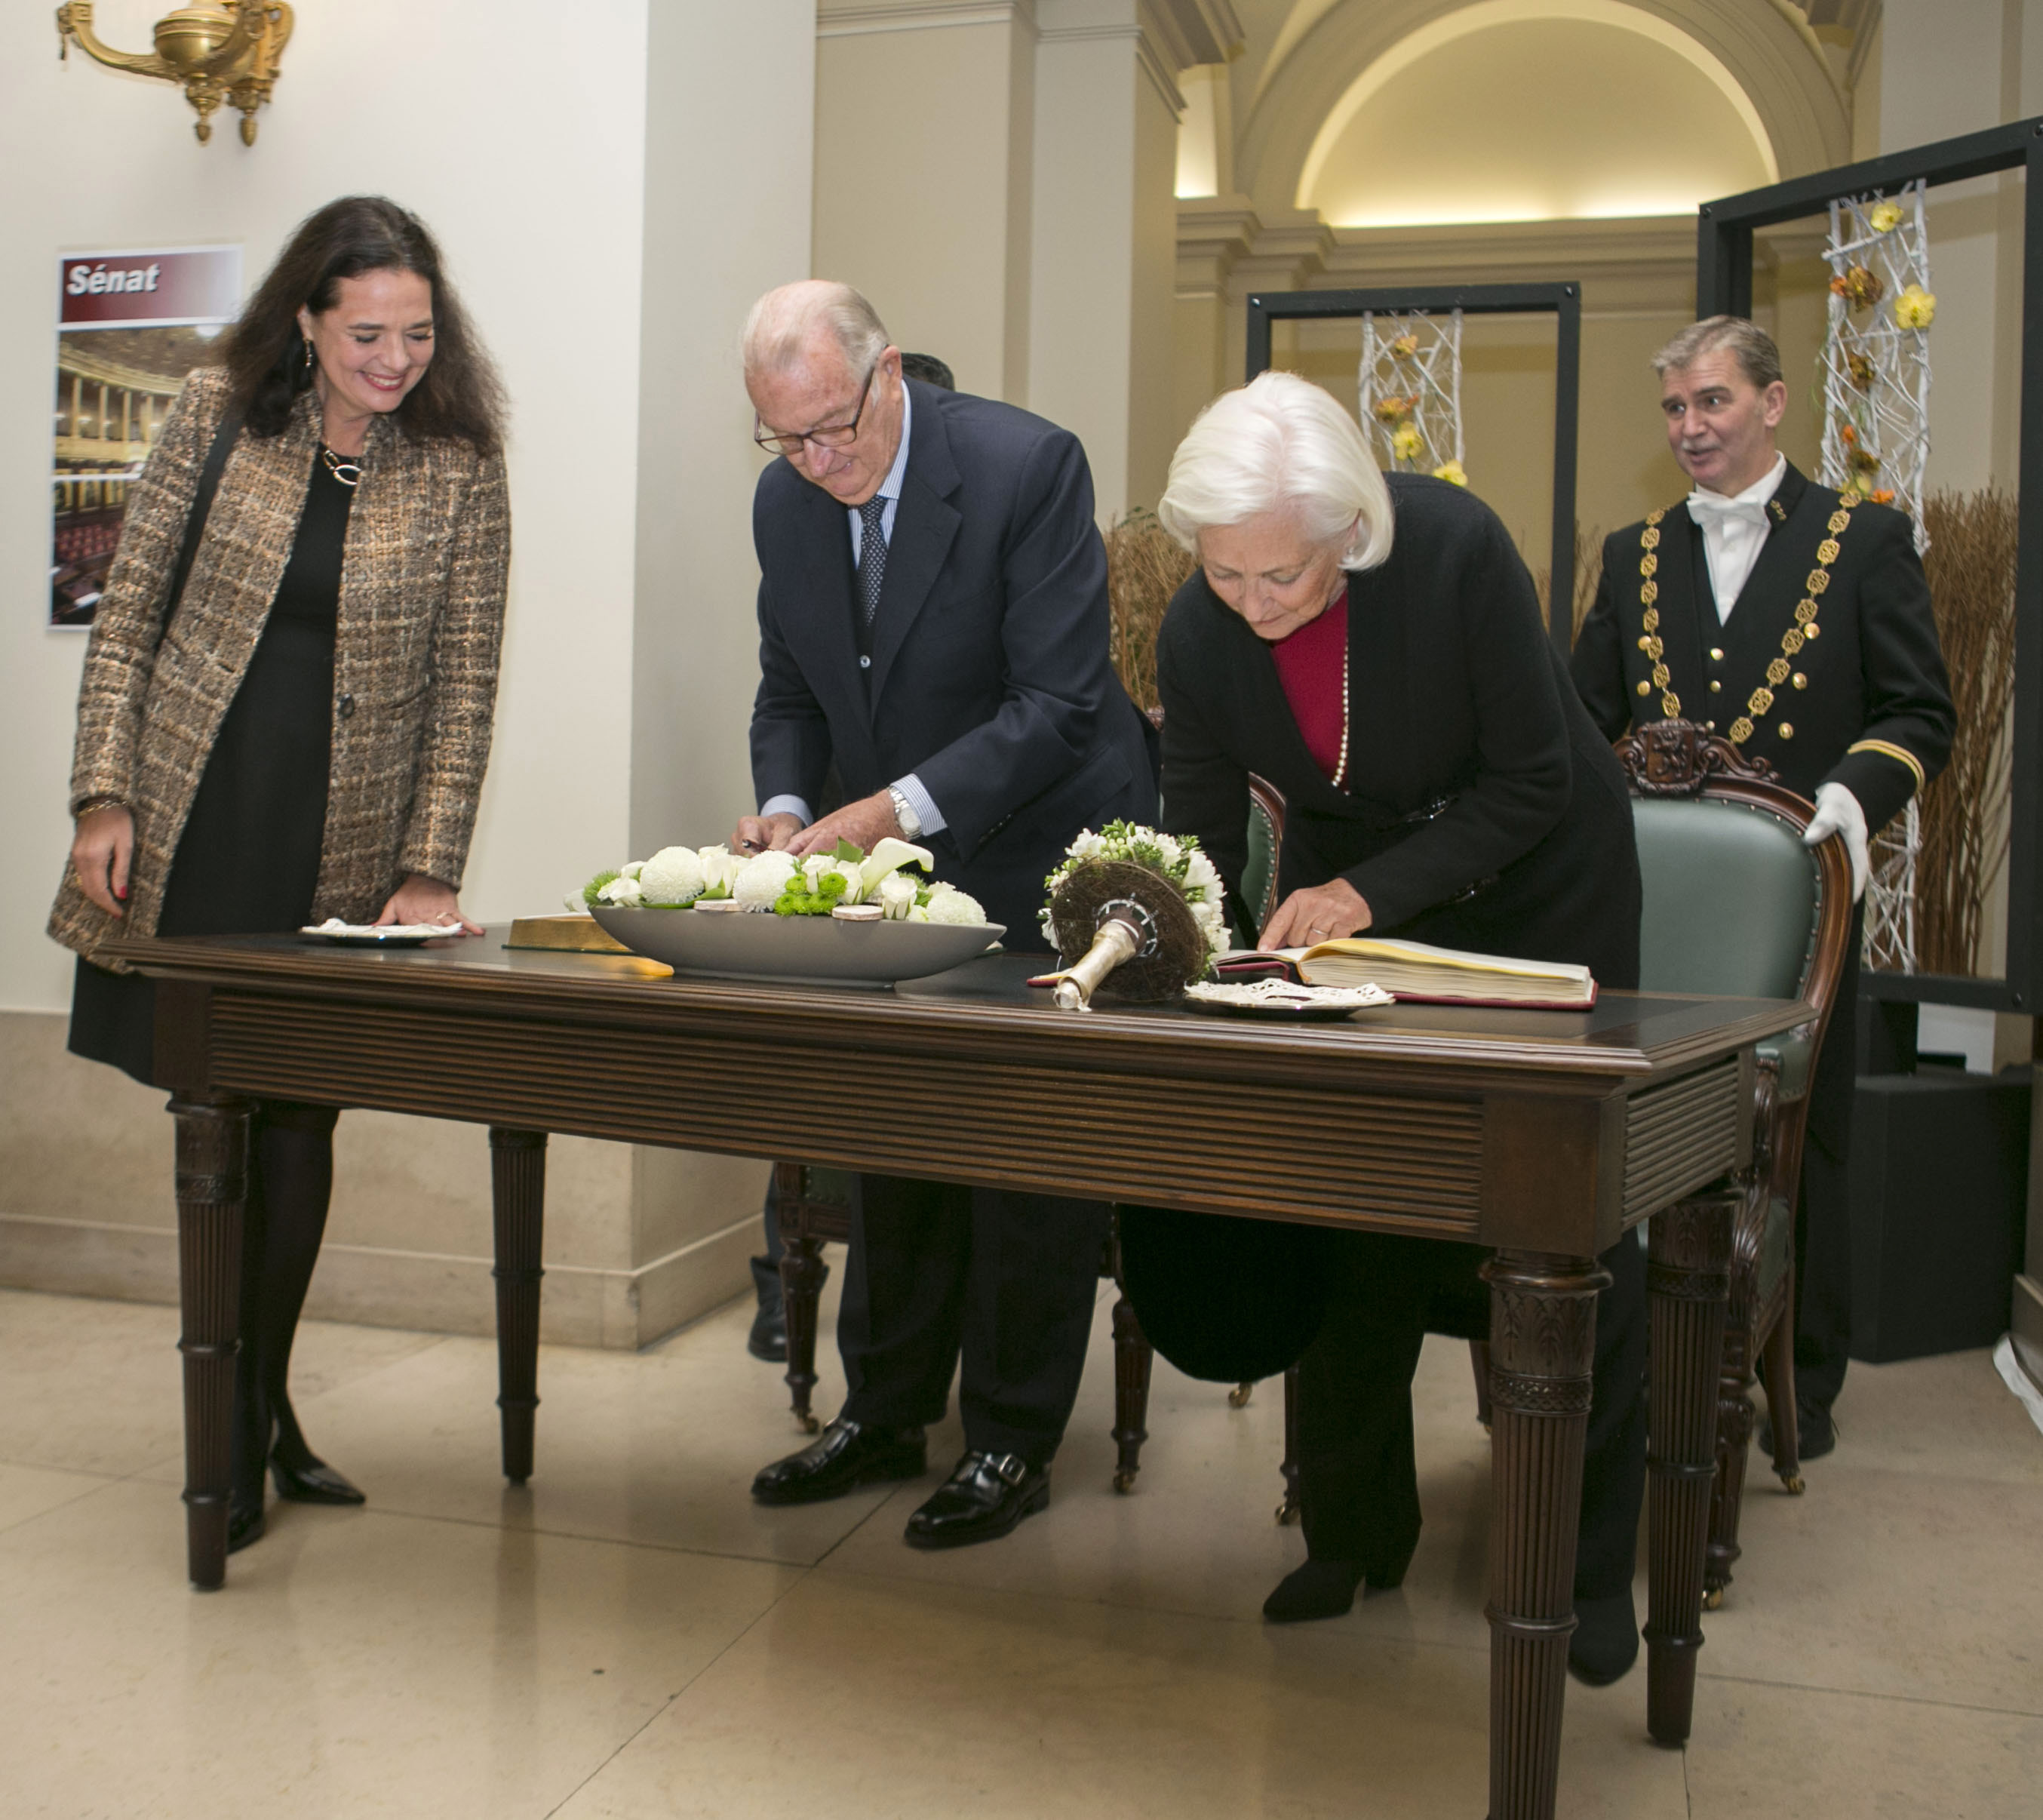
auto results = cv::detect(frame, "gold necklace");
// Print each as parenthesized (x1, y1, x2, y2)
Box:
(1634, 500, 1854, 745)
(321, 444, 363, 488)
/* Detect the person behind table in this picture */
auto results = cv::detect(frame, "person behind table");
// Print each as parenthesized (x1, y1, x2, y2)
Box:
(1571, 317, 1953, 1462)
(51, 195, 511, 1554)
(735, 281, 1156, 1548)
(1117, 370, 1649, 1683)
(743, 349, 960, 1367)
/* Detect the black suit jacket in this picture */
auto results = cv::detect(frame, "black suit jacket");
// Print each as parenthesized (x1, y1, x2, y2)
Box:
(1571, 463, 1954, 830)
(748, 381, 1155, 948)
(1157, 475, 1640, 987)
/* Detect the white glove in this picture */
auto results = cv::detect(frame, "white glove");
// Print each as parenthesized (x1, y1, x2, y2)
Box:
(1803, 781, 1869, 902)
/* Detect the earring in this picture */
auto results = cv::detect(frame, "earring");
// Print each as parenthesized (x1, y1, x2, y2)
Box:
(302, 336, 314, 375)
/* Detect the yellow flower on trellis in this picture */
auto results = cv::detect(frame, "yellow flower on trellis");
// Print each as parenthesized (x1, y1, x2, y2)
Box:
(1389, 333, 1420, 361)
(1372, 393, 1417, 426)
(1391, 426, 1424, 463)
(1869, 200, 1903, 235)
(1431, 460, 1468, 487)
(1894, 284, 1937, 329)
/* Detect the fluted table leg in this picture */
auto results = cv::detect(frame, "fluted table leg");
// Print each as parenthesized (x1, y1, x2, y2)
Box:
(1645, 1185, 1736, 1745)
(170, 1094, 250, 1591)
(1482, 1249, 1607, 1820)
(489, 1128, 548, 1485)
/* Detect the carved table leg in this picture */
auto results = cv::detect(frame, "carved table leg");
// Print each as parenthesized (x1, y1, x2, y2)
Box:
(1645, 1186, 1735, 1746)
(1704, 1320, 1755, 1609)
(776, 1165, 827, 1433)
(489, 1128, 548, 1485)
(1482, 1249, 1606, 1820)
(1110, 1291, 1151, 1493)
(171, 1095, 250, 1591)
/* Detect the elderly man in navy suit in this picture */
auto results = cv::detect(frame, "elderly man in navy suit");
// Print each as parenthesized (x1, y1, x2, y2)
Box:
(735, 281, 1156, 1549)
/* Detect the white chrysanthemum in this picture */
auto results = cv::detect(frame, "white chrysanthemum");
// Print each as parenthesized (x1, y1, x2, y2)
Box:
(926, 885, 988, 926)
(1182, 850, 1222, 902)
(639, 845, 707, 907)
(733, 850, 798, 911)
(597, 872, 644, 908)
(696, 845, 744, 896)
(876, 872, 920, 920)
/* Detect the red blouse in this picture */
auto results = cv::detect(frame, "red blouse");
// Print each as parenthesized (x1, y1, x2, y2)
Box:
(1267, 588, 1347, 783)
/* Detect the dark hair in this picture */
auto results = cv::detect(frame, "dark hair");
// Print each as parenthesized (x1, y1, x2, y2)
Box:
(899, 352, 954, 390)
(217, 195, 506, 452)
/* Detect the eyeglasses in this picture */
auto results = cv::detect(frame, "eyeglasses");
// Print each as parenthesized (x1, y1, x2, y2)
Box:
(753, 358, 880, 458)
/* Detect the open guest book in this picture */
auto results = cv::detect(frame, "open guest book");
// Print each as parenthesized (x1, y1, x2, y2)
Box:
(1215, 936, 1597, 1010)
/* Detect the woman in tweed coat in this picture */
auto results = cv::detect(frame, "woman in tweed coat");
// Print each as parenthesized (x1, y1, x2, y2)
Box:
(51, 197, 510, 1552)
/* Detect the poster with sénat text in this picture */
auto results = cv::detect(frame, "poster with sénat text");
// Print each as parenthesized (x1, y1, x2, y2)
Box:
(52, 244, 241, 629)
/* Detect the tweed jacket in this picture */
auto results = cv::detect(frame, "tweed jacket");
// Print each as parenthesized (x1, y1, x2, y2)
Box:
(1571, 462, 1953, 832)
(49, 367, 510, 966)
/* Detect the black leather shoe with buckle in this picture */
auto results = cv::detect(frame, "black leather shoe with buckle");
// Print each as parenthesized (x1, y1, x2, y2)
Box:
(903, 1450, 1049, 1550)
(751, 1417, 926, 1506)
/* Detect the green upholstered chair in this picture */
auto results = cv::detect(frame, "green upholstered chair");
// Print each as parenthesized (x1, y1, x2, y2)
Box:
(1614, 719, 1854, 1608)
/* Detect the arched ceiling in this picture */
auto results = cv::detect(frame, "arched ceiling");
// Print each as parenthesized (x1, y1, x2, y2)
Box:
(1237, 0, 1850, 223)
(1298, 4, 1777, 227)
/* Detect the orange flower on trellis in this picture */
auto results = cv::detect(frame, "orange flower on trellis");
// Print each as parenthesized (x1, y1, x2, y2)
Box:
(1371, 393, 1417, 426)
(1869, 488, 1897, 505)
(1830, 264, 1885, 310)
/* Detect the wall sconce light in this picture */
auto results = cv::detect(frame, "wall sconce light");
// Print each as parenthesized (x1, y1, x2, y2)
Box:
(55, 4, 293, 146)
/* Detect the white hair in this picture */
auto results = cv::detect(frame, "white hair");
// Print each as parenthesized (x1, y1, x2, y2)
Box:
(742, 280, 889, 380)
(1157, 370, 1395, 571)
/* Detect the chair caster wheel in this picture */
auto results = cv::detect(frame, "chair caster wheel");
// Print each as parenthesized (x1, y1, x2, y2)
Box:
(794, 1412, 819, 1435)
(1113, 1469, 1137, 1494)
(1780, 1471, 1805, 1495)
(1227, 1382, 1254, 1410)
(1703, 1585, 1724, 1611)
(1275, 1501, 1301, 1526)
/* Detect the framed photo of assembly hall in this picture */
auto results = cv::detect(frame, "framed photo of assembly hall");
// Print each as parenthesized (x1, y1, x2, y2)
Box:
(51, 243, 241, 629)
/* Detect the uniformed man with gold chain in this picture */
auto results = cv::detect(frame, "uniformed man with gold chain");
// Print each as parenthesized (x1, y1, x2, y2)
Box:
(1572, 315, 1955, 1459)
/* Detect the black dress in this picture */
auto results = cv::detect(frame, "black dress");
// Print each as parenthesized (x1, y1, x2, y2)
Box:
(69, 449, 353, 1086)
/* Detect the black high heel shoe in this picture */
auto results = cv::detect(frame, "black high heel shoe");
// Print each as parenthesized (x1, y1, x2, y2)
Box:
(268, 1394, 365, 1507)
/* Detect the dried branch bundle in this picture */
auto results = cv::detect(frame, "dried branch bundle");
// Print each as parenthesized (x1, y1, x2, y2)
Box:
(1531, 524, 1603, 645)
(1912, 489, 2017, 977)
(1104, 508, 1197, 713)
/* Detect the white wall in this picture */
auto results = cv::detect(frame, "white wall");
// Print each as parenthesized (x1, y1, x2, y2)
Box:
(631, 2, 818, 856)
(2, 0, 652, 1013)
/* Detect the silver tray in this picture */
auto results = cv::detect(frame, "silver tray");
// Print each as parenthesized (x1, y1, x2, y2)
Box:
(589, 903, 1005, 986)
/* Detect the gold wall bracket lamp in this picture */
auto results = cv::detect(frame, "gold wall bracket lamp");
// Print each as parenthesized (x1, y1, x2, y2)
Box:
(55, 4, 293, 146)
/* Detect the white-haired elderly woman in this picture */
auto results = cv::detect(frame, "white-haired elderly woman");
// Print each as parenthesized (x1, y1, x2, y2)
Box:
(1116, 370, 1648, 1683)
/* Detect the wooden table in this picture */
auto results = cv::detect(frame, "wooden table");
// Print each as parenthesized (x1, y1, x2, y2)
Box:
(112, 929, 1807, 1820)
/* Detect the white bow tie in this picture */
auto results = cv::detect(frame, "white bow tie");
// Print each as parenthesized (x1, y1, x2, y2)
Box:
(1687, 489, 1769, 531)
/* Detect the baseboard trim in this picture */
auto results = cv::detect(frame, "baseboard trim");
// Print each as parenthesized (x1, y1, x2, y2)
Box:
(2014, 1274, 2043, 1393)
(0, 1210, 757, 1351)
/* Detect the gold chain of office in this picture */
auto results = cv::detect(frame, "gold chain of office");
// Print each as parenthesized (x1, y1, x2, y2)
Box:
(1633, 501, 1856, 745)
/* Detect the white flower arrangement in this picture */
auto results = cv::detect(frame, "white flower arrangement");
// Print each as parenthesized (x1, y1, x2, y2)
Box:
(571, 835, 997, 926)
(1041, 819, 1230, 964)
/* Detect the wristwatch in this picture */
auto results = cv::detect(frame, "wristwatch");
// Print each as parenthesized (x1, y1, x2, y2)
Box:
(887, 785, 921, 840)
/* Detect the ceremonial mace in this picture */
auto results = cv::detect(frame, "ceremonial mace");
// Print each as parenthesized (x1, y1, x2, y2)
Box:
(1045, 860, 1209, 1010)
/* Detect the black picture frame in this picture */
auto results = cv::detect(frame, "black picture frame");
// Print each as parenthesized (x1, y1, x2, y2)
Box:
(1245, 283, 1583, 664)
(1697, 118, 2043, 1013)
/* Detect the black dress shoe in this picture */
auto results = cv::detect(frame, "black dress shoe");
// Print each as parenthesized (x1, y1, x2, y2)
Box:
(1568, 1591, 1639, 1685)
(227, 1499, 266, 1554)
(1758, 1396, 1836, 1462)
(752, 1417, 926, 1506)
(271, 1454, 366, 1506)
(903, 1450, 1049, 1550)
(747, 1302, 788, 1363)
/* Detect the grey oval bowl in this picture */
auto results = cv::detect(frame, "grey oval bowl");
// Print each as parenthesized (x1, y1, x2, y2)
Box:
(588, 903, 1006, 987)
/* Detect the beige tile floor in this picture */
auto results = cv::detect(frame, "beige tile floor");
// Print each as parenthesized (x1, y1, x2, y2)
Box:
(2, 1277, 2038, 1818)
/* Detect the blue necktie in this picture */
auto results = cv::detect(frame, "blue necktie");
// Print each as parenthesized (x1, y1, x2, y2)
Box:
(858, 495, 889, 624)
